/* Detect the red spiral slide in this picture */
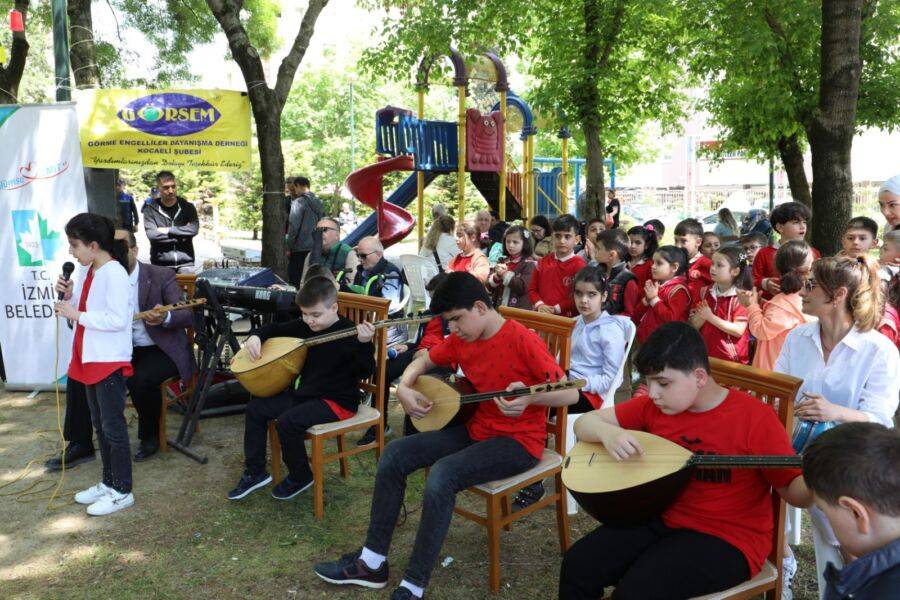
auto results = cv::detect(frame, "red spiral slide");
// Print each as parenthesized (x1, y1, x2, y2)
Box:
(344, 155, 416, 248)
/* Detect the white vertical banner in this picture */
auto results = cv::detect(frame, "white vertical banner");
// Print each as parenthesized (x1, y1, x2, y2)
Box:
(0, 104, 89, 389)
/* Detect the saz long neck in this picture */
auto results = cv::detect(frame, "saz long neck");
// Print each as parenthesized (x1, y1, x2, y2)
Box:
(688, 455, 802, 468)
(303, 315, 430, 348)
(458, 379, 587, 405)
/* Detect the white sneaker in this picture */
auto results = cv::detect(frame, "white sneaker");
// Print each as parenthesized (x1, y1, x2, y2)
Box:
(782, 553, 797, 600)
(74, 482, 112, 505)
(86, 490, 134, 516)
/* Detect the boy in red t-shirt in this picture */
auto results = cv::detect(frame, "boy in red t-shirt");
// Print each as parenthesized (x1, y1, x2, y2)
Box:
(674, 218, 713, 302)
(753, 202, 820, 299)
(528, 213, 587, 317)
(315, 272, 578, 599)
(559, 322, 813, 599)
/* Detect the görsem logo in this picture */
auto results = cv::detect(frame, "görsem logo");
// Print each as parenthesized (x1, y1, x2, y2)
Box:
(117, 93, 221, 137)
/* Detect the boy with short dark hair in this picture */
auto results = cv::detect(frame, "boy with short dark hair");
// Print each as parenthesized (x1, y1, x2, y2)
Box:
(740, 232, 768, 264)
(528, 213, 587, 317)
(228, 277, 375, 501)
(315, 271, 578, 599)
(559, 322, 813, 599)
(673, 218, 713, 302)
(752, 202, 820, 299)
(594, 229, 640, 318)
(840, 216, 879, 259)
(803, 423, 900, 599)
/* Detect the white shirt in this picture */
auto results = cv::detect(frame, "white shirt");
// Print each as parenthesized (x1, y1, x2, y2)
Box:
(774, 322, 899, 426)
(130, 263, 155, 347)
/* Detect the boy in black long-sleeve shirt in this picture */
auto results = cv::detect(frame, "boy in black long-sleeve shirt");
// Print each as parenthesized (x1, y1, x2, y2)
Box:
(228, 276, 375, 501)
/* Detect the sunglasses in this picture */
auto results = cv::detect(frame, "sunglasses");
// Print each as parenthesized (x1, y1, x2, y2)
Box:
(356, 250, 377, 259)
(318, 226, 338, 233)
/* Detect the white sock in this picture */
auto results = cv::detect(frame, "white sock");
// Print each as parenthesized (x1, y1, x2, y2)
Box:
(400, 579, 425, 598)
(359, 546, 385, 570)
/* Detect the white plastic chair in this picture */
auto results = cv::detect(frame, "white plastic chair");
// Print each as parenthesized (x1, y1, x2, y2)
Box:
(565, 316, 636, 515)
(400, 254, 440, 308)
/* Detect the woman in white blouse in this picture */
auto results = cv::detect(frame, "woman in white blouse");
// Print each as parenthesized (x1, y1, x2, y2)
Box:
(419, 215, 458, 270)
(775, 254, 900, 597)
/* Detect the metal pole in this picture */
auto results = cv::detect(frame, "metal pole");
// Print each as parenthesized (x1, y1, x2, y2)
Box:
(561, 137, 569, 214)
(416, 87, 426, 248)
(457, 84, 467, 219)
(349, 82, 355, 171)
(768, 157, 775, 212)
(51, 0, 71, 101)
(498, 90, 508, 222)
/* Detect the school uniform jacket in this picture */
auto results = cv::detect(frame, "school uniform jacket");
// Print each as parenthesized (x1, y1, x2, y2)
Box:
(752, 244, 821, 300)
(527, 252, 587, 317)
(633, 276, 691, 343)
(697, 285, 750, 364)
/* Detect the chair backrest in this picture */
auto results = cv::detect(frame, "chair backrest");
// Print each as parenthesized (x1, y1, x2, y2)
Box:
(601, 316, 636, 406)
(400, 254, 439, 306)
(337, 292, 391, 414)
(708, 358, 803, 569)
(499, 306, 576, 454)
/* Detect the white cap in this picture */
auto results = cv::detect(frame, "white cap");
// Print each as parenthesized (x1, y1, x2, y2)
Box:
(879, 175, 900, 195)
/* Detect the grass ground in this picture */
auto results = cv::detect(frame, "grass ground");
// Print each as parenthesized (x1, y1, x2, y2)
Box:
(1, 388, 821, 599)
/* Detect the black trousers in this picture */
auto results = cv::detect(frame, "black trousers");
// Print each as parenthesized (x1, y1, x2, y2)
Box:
(243, 392, 342, 482)
(85, 370, 132, 494)
(64, 377, 94, 448)
(558, 517, 750, 599)
(288, 250, 309, 287)
(127, 345, 180, 442)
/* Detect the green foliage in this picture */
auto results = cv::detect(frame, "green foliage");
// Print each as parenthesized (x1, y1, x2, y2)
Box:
(686, 0, 900, 161)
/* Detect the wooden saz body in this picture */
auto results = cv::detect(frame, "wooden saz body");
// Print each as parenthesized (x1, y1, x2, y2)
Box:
(410, 375, 480, 433)
(562, 432, 800, 526)
(231, 337, 308, 397)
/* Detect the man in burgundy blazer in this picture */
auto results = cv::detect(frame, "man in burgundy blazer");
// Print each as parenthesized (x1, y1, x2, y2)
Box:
(45, 231, 195, 470)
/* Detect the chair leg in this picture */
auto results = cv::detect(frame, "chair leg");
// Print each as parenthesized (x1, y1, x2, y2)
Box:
(375, 418, 385, 462)
(312, 436, 325, 519)
(500, 495, 513, 532)
(336, 435, 349, 479)
(555, 473, 571, 552)
(486, 494, 502, 593)
(268, 421, 282, 484)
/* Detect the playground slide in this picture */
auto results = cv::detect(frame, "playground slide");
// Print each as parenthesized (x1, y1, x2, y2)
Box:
(343, 156, 438, 248)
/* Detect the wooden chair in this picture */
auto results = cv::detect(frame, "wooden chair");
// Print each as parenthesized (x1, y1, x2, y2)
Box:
(267, 293, 390, 518)
(450, 306, 576, 592)
(689, 358, 803, 600)
(158, 273, 198, 452)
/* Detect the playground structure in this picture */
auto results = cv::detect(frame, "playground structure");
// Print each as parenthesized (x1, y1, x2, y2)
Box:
(343, 49, 615, 249)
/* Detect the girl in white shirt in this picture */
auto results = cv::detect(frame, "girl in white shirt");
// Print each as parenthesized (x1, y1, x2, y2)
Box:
(418, 215, 459, 270)
(775, 254, 900, 597)
(55, 214, 135, 517)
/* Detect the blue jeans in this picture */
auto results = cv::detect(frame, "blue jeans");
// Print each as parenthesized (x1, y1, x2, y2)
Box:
(364, 425, 537, 587)
(84, 369, 132, 494)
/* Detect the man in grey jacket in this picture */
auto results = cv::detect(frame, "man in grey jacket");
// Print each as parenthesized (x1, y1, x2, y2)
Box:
(286, 176, 323, 286)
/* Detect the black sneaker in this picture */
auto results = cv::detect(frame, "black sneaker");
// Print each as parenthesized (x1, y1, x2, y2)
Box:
(356, 425, 392, 447)
(271, 475, 314, 500)
(227, 471, 272, 500)
(134, 440, 159, 462)
(45, 443, 96, 472)
(512, 481, 545, 511)
(391, 587, 423, 599)
(313, 548, 389, 589)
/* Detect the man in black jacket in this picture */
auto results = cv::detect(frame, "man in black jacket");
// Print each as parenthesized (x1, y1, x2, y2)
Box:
(142, 171, 199, 273)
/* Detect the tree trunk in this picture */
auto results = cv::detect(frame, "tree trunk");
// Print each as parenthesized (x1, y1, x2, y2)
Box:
(206, 0, 327, 277)
(0, 1, 29, 104)
(67, 0, 101, 88)
(808, 0, 863, 255)
(579, 120, 606, 220)
(776, 134, 812, 207)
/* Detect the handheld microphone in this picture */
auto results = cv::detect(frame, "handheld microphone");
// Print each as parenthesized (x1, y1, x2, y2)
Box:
(58, 262, 75, 301)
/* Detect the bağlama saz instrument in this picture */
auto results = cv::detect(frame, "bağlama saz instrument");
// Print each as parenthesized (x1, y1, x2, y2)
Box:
(230, 315, 430, 397)
(410, 375, 586, 432)
(133, 299, 206, 320)
(562, 431, 801, 525)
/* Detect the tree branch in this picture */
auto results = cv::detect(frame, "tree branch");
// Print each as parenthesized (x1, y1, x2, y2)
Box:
(205, 0, 270, 105)
(274, 0, 330, 108)
(598, 0, 626, 69)
(762, 6, 807, 115)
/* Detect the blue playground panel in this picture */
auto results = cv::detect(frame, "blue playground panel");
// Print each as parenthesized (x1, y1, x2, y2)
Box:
(533, 157, 615, 218)
(535, 167, 563, 218)
(376, 110, 458, 172)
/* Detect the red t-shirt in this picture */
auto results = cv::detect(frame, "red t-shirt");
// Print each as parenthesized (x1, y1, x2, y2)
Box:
(448, 254, 474, 274)
(527, 253, 587, 317)
(68, 268, 133, 385)
(697, 286, 750, 364)
(753, 245, 821, 300)
(687, 254, 713, 303)
(418, 316, 448, 351)
(428, 319, 565, 458)
(615, 390, 802, 576)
